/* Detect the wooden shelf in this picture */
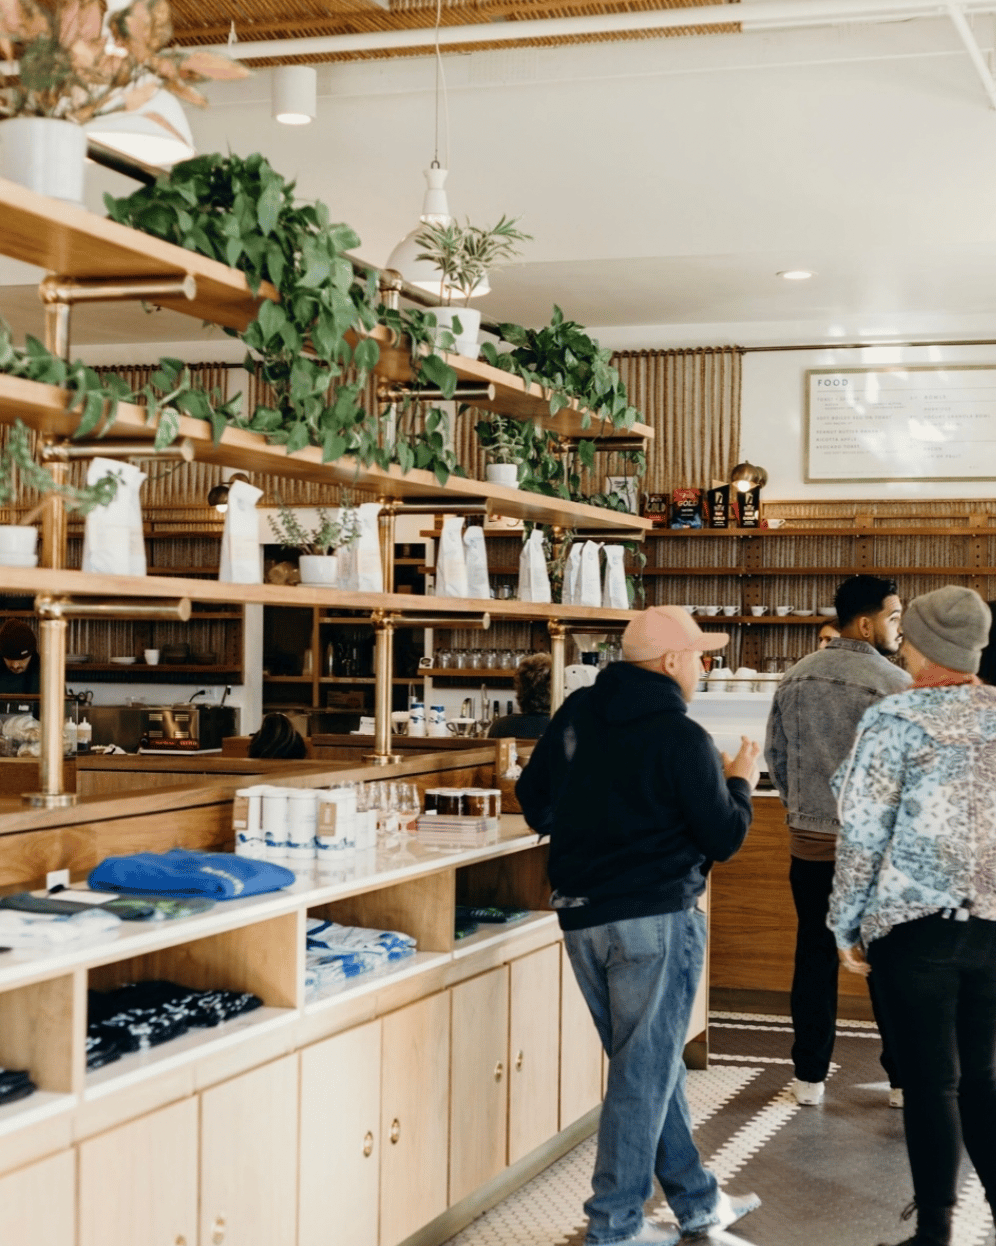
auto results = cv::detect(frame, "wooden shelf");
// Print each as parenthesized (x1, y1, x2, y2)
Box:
(422, 668, 516, 679)
(66, 664, 240, 673)
(0, 176, 277, 332)
(0, 374, 651, 536)
(644, 526, 996, 537)
(367, 326, 654, 444)
(648, 566, 996, 577)
(0, 567, 637, 624)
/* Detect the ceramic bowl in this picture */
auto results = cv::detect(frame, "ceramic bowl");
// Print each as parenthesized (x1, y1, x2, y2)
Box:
(795, 609, 814, 617)
(110, 656, 137, 665)
(698, 605, 720, 616)
(817, 606, 837, 617)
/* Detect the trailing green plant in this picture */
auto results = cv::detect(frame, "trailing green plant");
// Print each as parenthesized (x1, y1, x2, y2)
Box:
(480, 305, 640, 433)
(105, 154, 462, 486)
(414, 215, 531, 306)
(475, 414, 526, 466)
(0, 420, 120, 514)
(268, 500, 359, 557)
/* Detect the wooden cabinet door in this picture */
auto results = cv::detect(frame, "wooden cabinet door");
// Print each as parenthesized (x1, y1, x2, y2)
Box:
(380, 991, 450, 1246)
(79, 1096, 197, 1246)
(449, 966, 509, 1205)
(300, 1019, 382, 1246)
(200, 1054, 299, 1246)
(0, 1149, 74, 1246)
(508, 943, 561, 1164)
(559, 944, 605, 1129)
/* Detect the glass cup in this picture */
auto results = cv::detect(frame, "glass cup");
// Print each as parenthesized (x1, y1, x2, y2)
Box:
(484, 648, 498, 669)
(499, 649, 515, 669)
(436, 648, 452, 668)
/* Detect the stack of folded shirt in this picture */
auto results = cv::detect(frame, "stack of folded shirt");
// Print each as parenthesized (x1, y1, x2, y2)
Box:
(304, 919, 416, 996)
(0, 908, 120, 950)
(86, 979, 263, 1069)
(0, 1068, 36, 1106)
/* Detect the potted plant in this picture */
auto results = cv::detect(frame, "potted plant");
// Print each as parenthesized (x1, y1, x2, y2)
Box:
(268, 501, 359, 587)
(414, 215, 531, 358)
(0, 0, 246, 204)
(475, 415, 525, 488)
(0, 419, 121, 565)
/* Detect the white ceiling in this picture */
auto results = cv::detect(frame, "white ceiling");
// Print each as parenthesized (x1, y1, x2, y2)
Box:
(5, 7, 996, 353)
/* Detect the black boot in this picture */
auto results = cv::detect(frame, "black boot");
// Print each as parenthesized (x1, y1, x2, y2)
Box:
(878, 1201, 953, 1246)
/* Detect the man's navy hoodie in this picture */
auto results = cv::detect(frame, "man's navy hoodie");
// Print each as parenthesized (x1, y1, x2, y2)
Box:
(516, 660, 753, 931)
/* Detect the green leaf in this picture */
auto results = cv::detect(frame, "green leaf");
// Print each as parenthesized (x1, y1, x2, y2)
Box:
(257, 182, 283, 236)
(256, 300, 286, 344)
(154, 409, 181, 449)
(353, 337, 379, 372)
(285, 422, 310, 455)
(419, 352, 457, 399)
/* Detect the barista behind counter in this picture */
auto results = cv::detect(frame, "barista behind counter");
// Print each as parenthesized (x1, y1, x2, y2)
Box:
(0, 620, 39, 697)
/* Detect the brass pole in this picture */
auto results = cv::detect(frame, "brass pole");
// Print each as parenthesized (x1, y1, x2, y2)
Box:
(39, 274, 197, 307)
(368, 609, 401, 765)
(548, 621, 568, 715)
(42, 438, 196, 463)
(39, 439, 68, 571)
(378, 498, 396, 593)
(44, 302, 71, 362)
(27, 614, 74, 808)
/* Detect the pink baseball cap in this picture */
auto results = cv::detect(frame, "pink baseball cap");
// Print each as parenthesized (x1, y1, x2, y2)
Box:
(621, 606, 729, 662)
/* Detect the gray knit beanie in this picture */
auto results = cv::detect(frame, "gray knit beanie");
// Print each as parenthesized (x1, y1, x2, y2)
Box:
(902, 587, 992, 674)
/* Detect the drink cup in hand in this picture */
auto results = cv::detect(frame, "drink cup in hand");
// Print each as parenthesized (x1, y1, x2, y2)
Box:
(721, 736, 762, 790)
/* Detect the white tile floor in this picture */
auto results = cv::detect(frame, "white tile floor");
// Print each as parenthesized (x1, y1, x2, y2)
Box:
(442, 1011, 996, 1246)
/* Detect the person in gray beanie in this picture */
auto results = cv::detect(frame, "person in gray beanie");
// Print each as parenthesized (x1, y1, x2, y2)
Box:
(828, 585, 996, 1246)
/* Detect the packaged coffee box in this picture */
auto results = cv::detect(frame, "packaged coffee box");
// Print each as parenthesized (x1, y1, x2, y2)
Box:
(642, 492, 669, 528)
(670, 487, 704, 529)
(706, 484, 730, 528)
(736, 486, 762, 528)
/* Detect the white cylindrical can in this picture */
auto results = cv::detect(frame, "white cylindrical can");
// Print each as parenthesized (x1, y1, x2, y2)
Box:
(408, 702, 426, 736)
(262, 786, 290, 859)
(427, 705, 447, 737)
(233, 784, 267, 857)
(286, 788, 319, 861)
(315, 789, 357, 866)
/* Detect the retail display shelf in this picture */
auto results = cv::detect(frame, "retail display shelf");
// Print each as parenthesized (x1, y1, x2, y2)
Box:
(0, 1089, 76, 1138)
(303, 950, 450, 1015)
(0, 375, 650, 534)
(0, 566, 639, 624)
(452, 911, 558, 960)
(83, 1005, 296, 1100)
(646, 526, 996, 537)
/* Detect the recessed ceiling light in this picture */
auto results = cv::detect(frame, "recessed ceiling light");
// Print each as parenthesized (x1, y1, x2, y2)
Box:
(777, 269, 816, 280)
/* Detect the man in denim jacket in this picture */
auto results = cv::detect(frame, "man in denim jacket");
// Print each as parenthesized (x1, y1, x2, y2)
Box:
(765, 574, 911, 1107)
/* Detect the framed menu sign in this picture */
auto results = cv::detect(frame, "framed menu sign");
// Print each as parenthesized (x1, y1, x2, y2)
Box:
(805, 365, 996, 482)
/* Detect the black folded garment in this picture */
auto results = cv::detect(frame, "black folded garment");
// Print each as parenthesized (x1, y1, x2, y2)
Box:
(0, 1068, 36, 1104)
(85, 1033, 123, 1071)
(87, 980, 265, 1057)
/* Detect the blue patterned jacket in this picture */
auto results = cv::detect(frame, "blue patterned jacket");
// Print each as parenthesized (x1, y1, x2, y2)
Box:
(828, 684, 996, 949)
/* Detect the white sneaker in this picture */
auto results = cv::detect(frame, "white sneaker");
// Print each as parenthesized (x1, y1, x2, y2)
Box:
(889, 1087, 904, 1109)
(792, 1078, 825, 1105)
(620, 1221, 680, 1245)
(680, 1190, 762, 1238)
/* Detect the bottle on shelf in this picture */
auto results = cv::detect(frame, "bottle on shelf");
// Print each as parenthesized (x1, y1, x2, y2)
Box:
(492, 700, 500, 722)
(325, 641, 335, 677)
(506, 700, 513, 716)
(77, 717, 92, 754)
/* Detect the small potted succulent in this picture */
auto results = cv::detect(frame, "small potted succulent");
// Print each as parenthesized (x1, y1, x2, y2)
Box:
(268, 501, 359, 587)
(476, 415, 526, 488)
(414, 215, 531, 358)
(0, 0, 247, 203)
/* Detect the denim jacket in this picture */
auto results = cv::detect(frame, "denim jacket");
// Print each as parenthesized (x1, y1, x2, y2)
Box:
(764, 638, 911, 836)
(829, 685, 996, 948)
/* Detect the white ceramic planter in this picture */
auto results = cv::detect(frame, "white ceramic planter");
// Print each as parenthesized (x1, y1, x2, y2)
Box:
(0, 118, 87, 206)
(434, 307, 482, 359)
(485, 462, 519, 488)
(299, 553, 339, 587)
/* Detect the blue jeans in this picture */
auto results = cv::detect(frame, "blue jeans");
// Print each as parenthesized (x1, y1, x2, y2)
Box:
(564, 909, 720, 1244)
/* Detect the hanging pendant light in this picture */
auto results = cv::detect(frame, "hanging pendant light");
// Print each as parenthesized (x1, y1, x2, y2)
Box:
(272, 65, 317, 126)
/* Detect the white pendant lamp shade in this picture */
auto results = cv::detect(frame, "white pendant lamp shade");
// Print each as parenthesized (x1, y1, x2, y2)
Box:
(384, 166, 490, 298)
(85, 90, 196, 168)
(272, 66, 317, 125)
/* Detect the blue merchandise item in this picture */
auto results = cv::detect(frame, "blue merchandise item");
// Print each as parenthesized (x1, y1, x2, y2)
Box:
(88, 848, 296, 900)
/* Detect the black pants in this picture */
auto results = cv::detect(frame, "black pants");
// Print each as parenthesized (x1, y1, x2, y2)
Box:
(789, 856, 898, 1085)
(869, 913, 996, 1212)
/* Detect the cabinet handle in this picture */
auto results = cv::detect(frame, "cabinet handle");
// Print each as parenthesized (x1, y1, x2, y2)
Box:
(494, 1061, 504, 1082)
(390, 1117, 401, 1144)
(362, 1130, 375, 1157)
(515, 1050, 524, 1072)
(211, 1216, 226, 1245)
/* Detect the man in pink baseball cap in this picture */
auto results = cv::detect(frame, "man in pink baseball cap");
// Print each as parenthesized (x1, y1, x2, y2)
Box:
(516, 605, 761, 1245)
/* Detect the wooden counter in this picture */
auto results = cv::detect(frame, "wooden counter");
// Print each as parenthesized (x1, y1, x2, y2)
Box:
(74, 753, 355, 798)
(710, 792, 866, 1000)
